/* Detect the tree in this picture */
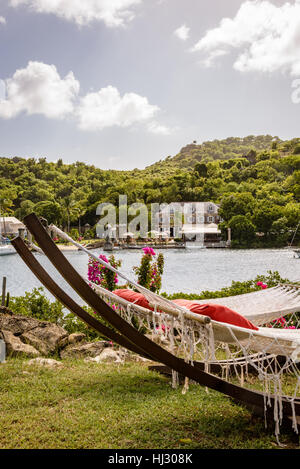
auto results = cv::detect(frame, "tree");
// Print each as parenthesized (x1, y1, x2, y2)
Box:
(0, 188, 17, 234)
(270, 217, 290, 245)
(15, 200, 35, 220)
(219, 193, 256, 222)
(194, 163, 208, 178)
(228, 215, 256, 246)
(34, 201, 63, 225)
(60, 196, 79, 232)
(252, 206, 283, 235)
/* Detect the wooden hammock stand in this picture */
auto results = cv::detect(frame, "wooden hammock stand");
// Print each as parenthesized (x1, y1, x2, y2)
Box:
(11, 213, 300, 432)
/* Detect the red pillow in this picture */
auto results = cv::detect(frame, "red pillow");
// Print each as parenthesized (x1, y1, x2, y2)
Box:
(172, 299, 258, 331)
(114, 289, 153, 310)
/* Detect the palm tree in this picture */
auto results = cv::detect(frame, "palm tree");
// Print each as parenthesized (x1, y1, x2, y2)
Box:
(60, 196, 79, 233)
(0, 190, 15, 235)
(75, 206, 87, 236)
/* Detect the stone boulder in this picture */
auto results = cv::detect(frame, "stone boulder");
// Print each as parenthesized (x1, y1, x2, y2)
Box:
(85, 348, 122, 363)
(1, 330, 40, 358)
(145, 333, 170, 347)
(60, 340, 106, 359)
(0, 314, 68, 357)
(27, 358, 64, 369)
(24, 322, 68, 354)
(68, 333, 86, 345)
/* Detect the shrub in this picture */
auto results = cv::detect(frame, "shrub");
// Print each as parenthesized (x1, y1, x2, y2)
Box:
(10, 288, 64, 324)
(88, 254, 121, 291)
(133, 248, 165, 293)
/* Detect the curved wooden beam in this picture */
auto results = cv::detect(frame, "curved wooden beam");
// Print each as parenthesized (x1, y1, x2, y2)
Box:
(11, 236, 151, 359)
(22, 213, 300, 426)
(12, 237, 283, 376)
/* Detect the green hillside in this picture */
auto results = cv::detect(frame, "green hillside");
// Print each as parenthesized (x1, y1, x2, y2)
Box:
(0, 135, 299, 247)
(147, 135, 278, 172)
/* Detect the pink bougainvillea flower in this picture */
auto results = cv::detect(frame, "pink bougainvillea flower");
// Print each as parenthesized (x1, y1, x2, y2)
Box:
(143, 246, 156, 256)
(273, 316, 286, 326)
(99, 254, 109, 263)
(257, 282, 263, 287)
(261, 284, 268, 289)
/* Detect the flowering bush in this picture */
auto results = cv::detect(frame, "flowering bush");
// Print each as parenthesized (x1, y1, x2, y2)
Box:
(133, 248, 164, 293)
(270, 315, 298, 330)
(88, 254, 121, 291)
(257, 281, 268, 289)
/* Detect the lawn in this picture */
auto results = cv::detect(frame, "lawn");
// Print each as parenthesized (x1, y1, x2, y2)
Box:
(0, 359, 298, 450)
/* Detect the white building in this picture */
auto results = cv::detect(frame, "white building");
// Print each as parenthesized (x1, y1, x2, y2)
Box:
(0, 217, 25, 236)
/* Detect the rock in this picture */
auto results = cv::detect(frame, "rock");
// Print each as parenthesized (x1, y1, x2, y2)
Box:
(27, 358, 63, 369)
(22, 323, 68, 354)
(1, 330, 40, 357)
(145, 333, 170, 347)
(21, 331, 52, 356)
(85, 348, 122, 364)
(134, 355, 152, 363)
(0, 315, 41, 336)
(60, 341, 106, 359)
(68, 333, 86, 345)
(0, 314, 68, 356)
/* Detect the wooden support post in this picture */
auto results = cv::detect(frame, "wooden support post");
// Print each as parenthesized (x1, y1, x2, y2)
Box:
(18, 228, 25, 240)
(1, 277, 6, 307)
(27, 231, 33, 244)
(6, 292, 10, 308)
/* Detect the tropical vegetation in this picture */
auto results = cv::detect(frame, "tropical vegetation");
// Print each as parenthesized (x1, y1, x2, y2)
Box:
(0, 135, 299, 247)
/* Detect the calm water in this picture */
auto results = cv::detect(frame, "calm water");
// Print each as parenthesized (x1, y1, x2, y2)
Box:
(0, 247, 299, 304)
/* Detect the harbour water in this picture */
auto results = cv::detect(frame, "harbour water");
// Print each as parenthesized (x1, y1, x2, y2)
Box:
(0, 247, 299, 303)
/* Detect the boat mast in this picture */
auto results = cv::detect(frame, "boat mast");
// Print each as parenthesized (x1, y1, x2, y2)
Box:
(289, 221, 300, 248)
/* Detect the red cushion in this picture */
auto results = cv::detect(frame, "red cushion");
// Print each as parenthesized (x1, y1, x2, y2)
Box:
(172, 299, 258, 331)
(114, 289, 152, 310)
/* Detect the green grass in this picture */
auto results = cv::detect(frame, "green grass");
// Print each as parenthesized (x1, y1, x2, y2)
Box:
(0, 359, 298, 449)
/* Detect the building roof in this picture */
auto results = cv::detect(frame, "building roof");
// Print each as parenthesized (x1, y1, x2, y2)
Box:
(0, 217, 25, 233)
(181, 223, 221, 235)
(0, 217, 23, 224)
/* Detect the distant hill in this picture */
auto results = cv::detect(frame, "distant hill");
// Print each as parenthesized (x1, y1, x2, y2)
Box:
(147, 135, 281, 172)
(0, 134, 299, 248)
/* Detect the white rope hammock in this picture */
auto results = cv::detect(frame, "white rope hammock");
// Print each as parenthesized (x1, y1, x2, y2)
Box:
(33, 224, 300, 437)
(48, 224, 300, 324)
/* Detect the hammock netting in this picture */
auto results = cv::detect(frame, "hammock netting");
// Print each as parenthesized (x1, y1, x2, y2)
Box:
(30, 224, 300, 438)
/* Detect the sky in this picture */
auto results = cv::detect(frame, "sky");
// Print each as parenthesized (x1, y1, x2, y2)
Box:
(0, 0, 300, 170)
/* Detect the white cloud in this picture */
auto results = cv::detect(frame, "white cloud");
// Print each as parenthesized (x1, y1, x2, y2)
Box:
(0, 80, 5, 100)
(192, 0, 300, 76)
(9, 0, 141, 27)
(76, 85, 160, 131)
(0, 61, 80, 119)
(0, 62, 170, 134)
(0, 16, 6, 24)
(174, 24, 190, 41)
(147, 121, 172, 135)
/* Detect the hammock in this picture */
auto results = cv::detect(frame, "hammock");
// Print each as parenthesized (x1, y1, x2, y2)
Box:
(195, 286, 300, 326)
(14, 214, 300, 439)
(48, 224, 300, 327)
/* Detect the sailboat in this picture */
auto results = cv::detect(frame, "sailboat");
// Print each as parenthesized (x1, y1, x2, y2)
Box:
(288, 222, 300, 259)
(0, 215, 17, 256)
